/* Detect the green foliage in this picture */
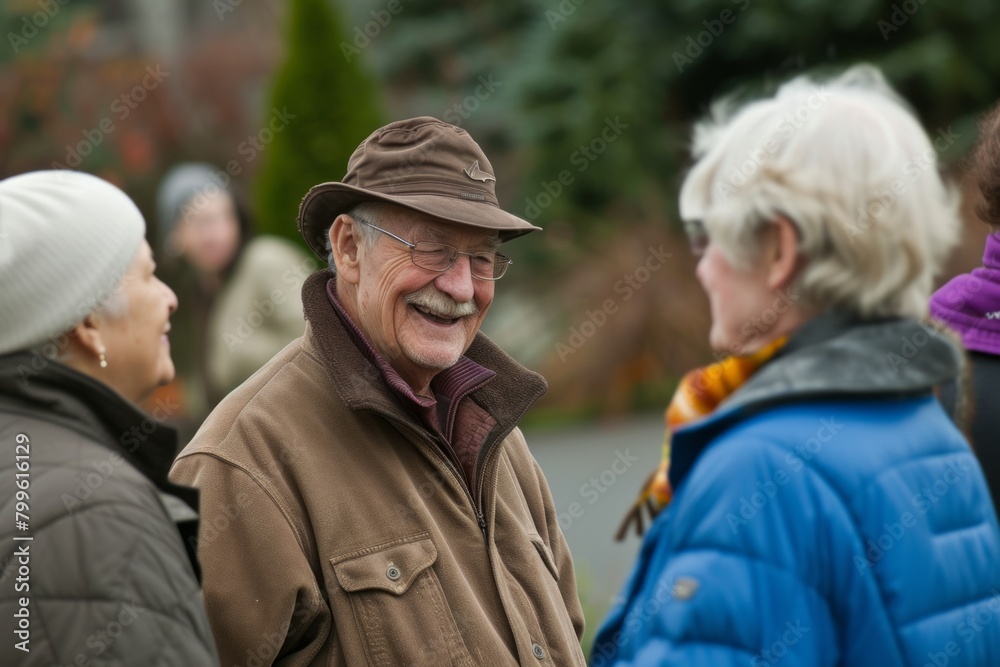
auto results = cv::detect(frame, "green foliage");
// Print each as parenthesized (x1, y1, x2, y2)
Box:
(340, 0, 1000, 269)
(253, 0, 383, 245)
(513, 0, 1000, 245)
(510, 1, 667, 234)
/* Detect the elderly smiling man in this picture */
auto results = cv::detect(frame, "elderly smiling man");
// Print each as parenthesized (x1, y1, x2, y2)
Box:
(170, 117, 586, 666)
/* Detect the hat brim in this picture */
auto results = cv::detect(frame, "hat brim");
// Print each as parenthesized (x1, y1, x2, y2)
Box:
(297, 182, 541, 259)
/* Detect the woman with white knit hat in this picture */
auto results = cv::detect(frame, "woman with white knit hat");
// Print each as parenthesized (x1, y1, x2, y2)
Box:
(0, 170, 218, 665)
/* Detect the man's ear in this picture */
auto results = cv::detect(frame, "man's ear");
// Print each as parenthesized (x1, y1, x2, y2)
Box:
(765, 216, 801, 291)
(329, 214, 362, 284)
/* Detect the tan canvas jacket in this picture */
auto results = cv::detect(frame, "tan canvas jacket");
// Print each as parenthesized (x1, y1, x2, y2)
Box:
(170, 269, 586, 666)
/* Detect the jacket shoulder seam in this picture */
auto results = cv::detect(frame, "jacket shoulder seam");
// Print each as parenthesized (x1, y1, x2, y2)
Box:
(173, 452, 314, 559)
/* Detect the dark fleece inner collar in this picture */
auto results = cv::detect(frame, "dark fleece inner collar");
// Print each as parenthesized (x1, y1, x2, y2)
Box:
(300, 269, 547, 442)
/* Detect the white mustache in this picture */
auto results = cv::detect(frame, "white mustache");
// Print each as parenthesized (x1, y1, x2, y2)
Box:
(405, 286, 479, 318)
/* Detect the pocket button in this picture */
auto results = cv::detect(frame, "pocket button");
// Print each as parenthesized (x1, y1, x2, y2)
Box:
(386, 564, 401, 581)
(532, 642, 545, 660)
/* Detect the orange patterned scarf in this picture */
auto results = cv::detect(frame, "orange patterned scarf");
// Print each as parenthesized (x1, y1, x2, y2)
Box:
(615, 336, 788, 540)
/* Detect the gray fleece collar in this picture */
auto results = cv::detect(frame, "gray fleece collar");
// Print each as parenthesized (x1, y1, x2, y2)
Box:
(723, 311, 963, 415)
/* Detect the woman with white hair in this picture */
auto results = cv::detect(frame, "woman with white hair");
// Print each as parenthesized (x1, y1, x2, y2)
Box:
(0, 171, 218, 665)
(595, 66, 1000, 665)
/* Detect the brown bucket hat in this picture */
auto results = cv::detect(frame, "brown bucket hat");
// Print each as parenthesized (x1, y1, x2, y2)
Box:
(297, 116, 541, 258)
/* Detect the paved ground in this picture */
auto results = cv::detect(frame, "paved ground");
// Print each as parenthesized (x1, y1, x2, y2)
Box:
(524, 413, 666, 635)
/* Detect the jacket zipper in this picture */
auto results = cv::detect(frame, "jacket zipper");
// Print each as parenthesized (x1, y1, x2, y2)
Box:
(392, 417, 490, 542)
(395, 417, 531, 663)
(473, 435, 504, 538)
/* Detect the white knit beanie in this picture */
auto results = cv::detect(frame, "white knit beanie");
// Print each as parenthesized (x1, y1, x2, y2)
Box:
(0, 170, 146, 355)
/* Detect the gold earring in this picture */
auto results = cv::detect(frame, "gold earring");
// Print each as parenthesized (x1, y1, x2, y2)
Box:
(99, 349, 108, 369)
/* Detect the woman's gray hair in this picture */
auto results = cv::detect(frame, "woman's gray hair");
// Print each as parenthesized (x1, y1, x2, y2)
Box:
(326, 201, 386, 272)
(96, 285, 130, 320)
(47, 283, 129, 364)
(680, 64, 961, 319)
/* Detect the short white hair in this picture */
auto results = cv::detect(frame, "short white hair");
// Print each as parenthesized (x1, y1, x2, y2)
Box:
(326, 201, 385, 271)
(679, 64, 961, 318)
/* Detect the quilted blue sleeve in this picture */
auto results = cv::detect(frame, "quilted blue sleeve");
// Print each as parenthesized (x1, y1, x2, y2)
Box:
(594, 433, 857, 666)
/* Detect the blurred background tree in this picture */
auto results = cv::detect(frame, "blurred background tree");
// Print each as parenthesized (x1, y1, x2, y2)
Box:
(510, 0, 998, 261)
(253, 0, 383, 245)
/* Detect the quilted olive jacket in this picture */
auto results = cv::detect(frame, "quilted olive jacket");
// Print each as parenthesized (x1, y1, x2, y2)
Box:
(0, 352, 218, 666)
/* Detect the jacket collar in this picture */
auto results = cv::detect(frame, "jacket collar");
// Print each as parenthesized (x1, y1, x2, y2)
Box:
(301, 269, 547, 440)
(0, 350, 198, 512)
(668, 311, 964, 490)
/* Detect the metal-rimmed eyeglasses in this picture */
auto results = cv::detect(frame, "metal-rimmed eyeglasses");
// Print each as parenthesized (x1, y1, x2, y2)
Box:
(355, 218, 512, 280)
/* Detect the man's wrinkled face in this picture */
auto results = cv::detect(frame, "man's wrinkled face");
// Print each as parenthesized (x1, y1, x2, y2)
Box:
(352, 209, 497, 390)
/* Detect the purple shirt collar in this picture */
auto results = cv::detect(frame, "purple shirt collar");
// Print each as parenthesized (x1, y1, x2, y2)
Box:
(324, 279, 495, 442)
(930, 232, 1000, 355)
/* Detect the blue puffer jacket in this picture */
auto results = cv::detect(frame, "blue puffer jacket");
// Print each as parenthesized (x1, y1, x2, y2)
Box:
(593, 314, 1000, 666)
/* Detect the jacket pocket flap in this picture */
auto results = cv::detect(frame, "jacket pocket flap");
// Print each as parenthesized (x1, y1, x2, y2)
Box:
(333, 536, 438, 595)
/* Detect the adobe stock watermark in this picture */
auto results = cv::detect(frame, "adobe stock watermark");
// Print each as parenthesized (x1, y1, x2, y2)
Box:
(0, 553, 15, 585)
(190, 491, 254, 553)
(885, 319, 951, 375)
(713, 87, 830, 201)
(383, 80, 503, 186)
(675, 286, 798, 371)
(15, 261, 143, 388)
(237, 604, 316, 667)
(175, 106, 297, 220)
(238, 631, 285, 667)
(523, 116, 629, 220)
(555, 244, 672, 362)
(340, 0, 413, 63)
(7, 0, 70, 54)
(189, 440, 305, 556)
(222, 255, 318, 351)
(441, 75, 503, 127)
(853, 456, 973, 576)
(725, 417, 844, 533)
(729, 287, 799, 357)
(590, 575, 677, 666)
(64, 599, 145, 666)
(751, 621, 810, 666)
(59, 395, 180, 512)
(213, 0, 242, 19)
(51, 64, 170, 169)
(545, 0, 586, 30)
(557, 449, 639, 532)
(393, 467, 450, 523)
(844, 125, 959, 244)
(918, 589, 1000, 667)
(672, 0, 751, 73)
(932, 270, 987, 328)
(877, 0, 929, 41)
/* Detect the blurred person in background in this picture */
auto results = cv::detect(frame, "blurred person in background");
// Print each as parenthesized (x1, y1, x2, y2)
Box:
(153, 163, 310, 439)
(932, 102, 1000, 511)
(0, 171, 218, 665)
(170, 117, 586, 666)
(595, 66, 1000, 666)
